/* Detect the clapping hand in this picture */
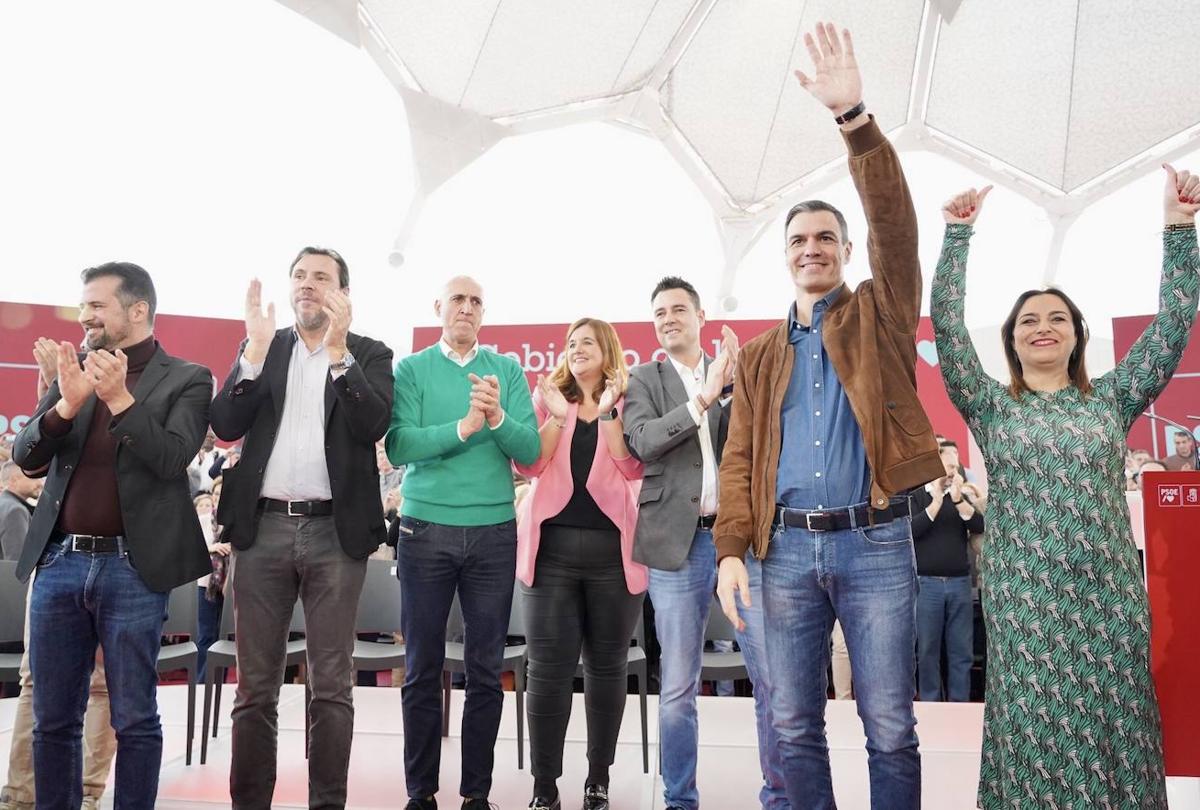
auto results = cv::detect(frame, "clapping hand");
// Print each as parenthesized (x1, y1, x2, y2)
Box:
(243, 279, 276, 365)
(794, 23, 862, 118)
(537, 374, 569, 422)
(597, 377, 623, 413)
(54, 341, 91, 418)
(1164, 164, 1200, 224)
(468, 373, 504, 428)
(83, 349, 133, 414)
(942, 186, 993, 226)
(33, 337, 58, 398)
(718, 325, 740, 386)
(322, 288, 353, 359)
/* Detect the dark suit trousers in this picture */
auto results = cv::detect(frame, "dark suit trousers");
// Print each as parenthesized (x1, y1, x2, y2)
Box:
(228, 511, 367, 810)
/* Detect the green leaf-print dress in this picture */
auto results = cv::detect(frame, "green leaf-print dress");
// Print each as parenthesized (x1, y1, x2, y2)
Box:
(931, 223, 1198, 809)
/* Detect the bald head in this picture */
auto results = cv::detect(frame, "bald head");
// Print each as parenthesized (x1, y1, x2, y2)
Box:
(436, 275, 485, 352)
(0, 461, 39, 500)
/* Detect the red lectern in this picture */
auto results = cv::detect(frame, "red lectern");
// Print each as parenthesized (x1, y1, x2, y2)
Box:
(1144, 470, 1200, 777)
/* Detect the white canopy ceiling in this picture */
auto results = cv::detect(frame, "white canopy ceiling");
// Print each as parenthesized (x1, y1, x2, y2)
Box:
(276, 0, 1200, 310)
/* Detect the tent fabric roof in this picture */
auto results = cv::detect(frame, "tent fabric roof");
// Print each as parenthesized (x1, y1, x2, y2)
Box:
(278, 0, 1200, 300)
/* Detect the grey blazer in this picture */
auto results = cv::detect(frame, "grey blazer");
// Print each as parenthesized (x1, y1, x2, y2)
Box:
(623, 356, 728, 571)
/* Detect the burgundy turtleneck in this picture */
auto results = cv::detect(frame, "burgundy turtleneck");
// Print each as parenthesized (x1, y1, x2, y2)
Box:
(41, 335, 159, 536)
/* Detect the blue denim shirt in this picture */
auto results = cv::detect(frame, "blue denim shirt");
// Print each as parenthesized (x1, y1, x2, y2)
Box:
(775, 290, 870, 509)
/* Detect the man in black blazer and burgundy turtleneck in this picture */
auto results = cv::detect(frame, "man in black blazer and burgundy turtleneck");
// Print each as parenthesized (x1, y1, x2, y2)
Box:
(13, 262, 212, 810)
(210, 247, 393, 810)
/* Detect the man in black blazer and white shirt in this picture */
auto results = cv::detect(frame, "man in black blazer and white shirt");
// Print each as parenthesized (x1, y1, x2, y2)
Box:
(210, 247, 393, 810)
(13, 262, 212, 809)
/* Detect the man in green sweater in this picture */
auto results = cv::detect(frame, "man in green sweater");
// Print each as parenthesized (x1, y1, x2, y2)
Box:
(387, 275, 539, 810)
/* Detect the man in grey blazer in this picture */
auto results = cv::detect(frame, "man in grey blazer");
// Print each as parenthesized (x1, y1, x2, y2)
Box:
(623, 277, 786, 810)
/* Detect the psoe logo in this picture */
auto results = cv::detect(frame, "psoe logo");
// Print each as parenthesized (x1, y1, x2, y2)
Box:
(1157, 485, 1182, 507)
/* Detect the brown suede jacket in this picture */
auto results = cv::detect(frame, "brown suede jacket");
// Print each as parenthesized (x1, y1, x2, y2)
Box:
(714, 117, 945, 562)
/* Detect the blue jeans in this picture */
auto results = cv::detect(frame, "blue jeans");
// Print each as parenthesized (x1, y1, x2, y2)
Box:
(915, 575, 973, 702)
(29, 541, 169, 810)
(396, 517, 517, 800)
(763, 517, 920, 810)
(648, 529, 788, 810)
(195, 586, 223, 684)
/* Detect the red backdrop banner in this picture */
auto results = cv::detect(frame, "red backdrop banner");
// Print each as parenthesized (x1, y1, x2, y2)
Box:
(412, 316, 972, 463)
(1142, 470, 1200, 777)
(0, 301, 243, 439)
(1113, 314, 1200, 457)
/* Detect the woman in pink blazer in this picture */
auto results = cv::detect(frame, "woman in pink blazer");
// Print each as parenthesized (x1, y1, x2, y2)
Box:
(514, 317, 647, 810)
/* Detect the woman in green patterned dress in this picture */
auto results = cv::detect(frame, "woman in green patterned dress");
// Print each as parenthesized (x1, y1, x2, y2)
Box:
(931, 166, 1199, 809)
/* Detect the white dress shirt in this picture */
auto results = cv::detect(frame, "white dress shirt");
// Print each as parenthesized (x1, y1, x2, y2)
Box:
(668, 354, 719, 516)
(238, 333, 346, 501)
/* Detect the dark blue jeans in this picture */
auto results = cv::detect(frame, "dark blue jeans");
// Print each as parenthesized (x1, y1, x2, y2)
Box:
(29, 541, 169, 810)
(195, 586, 223, 684)
(396, 517, 517, 800)
(915, 575, 973, 702)
(762, 517, 920, 810)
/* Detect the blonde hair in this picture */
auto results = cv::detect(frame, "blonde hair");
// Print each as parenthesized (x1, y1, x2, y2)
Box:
(548, 318, 628, 403)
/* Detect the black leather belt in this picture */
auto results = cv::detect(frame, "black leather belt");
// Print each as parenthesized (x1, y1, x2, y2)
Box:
(62, 534, 125, 553)
(260, 498, 334, 517)
(697, 514, 717, 529)
(774, 498, 912, 533)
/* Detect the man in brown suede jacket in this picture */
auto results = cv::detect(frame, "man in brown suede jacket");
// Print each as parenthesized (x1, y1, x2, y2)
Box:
(714, 23, 944, 810)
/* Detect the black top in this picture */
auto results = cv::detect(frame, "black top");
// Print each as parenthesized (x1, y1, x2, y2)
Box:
(546, 417, 618, 531)
(909, 488, 984, 577)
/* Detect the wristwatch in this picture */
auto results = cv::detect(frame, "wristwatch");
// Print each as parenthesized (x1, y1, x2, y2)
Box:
(599, 407, 618, 421)
(329, 353, 355, 372)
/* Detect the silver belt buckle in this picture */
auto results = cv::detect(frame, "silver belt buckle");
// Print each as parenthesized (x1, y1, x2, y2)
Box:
(287, 500, 303, 517)
(805, 511, 829, 532)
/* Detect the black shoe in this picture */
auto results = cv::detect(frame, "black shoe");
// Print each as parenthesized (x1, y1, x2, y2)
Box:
(461, 799, 497, 810)
(582, 783, 609, 810)
(405, 799, 437, 810)
(528, 796, 561, 810)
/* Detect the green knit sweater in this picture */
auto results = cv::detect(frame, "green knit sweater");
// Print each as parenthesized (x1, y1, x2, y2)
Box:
(386, 343, 539, 526)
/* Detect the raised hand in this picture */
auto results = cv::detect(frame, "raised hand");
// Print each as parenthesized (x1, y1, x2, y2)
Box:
(537, 374, 569, 421)
(244, 279, 276, 365)
(84, 349, 133, 414)
(597, 377, 623, 413)
(322, 288, 353, 358)
(54, 341, 92, 419)
(1164, 164, 1200, 224)
(794, 23, 862, 116)
(942, 185, 993, 225)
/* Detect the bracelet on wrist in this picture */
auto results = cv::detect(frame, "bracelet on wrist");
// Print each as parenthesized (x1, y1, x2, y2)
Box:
(1165, 222, 1196, 231)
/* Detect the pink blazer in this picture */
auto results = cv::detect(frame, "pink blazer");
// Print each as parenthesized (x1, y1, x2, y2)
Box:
(515, 391, 648, 594)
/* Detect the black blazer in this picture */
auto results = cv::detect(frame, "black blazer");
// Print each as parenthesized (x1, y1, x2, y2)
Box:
(209, 328, 394, 559)
(13, 344, 214, 592)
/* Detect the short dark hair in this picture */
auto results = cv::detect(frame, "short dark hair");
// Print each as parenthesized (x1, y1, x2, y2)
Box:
(1000, 287, 1091, 399)
(650, 276, 701, 310)
(784, 200, 850, 243)
(290, 247, 349, 289)
(80, 262, 157, 323)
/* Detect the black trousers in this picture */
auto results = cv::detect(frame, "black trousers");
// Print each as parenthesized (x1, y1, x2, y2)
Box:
(522, 524, 644, 792)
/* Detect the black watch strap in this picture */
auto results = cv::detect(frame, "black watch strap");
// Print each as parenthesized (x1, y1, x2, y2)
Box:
(834, 100, 866, 125)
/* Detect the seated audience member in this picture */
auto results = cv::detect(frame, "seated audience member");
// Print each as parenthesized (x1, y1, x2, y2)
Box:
(1163, 430, 1197, 471)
